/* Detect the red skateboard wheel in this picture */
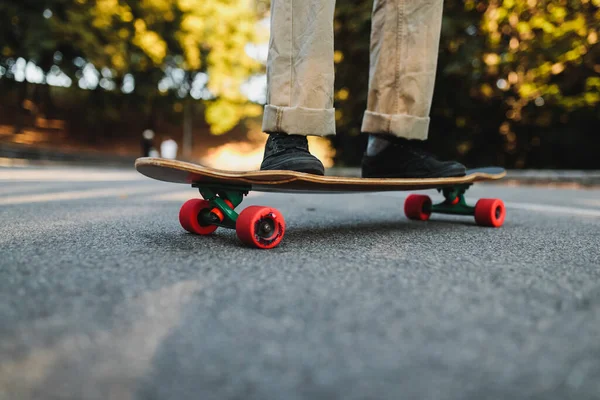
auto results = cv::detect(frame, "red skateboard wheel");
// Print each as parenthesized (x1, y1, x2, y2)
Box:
(236, 206, 285, 249)
(474, 198, 506, 227)
(404, 194, 432, 221)
(179, 199, 219, 235)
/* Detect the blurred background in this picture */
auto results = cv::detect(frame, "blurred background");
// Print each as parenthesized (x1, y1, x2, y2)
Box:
(0, 0, 598, 170)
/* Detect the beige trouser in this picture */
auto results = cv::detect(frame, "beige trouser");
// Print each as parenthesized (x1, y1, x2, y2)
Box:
(262, 0, 444, 140)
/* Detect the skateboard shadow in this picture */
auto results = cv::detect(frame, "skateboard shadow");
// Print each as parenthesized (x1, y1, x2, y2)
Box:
(142, 217, 485, 252)
(284, 217, 475, 242)
(142, 231, 237, 251)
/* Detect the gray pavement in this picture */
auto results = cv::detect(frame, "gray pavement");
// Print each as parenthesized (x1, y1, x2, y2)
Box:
(1, 165, 599, 400)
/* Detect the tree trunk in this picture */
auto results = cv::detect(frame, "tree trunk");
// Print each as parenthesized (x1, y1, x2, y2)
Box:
(183, 100, 193, 158)
(13, 81, 28, 134)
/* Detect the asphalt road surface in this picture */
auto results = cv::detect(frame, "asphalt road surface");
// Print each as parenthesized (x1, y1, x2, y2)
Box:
(1, 164, 599, 400)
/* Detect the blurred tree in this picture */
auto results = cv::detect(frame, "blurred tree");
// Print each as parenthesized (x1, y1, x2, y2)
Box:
(0, 0, 266, 135)
(1, 0, 598, 168)
(476, 0, 600, 167)
(0, 1, 61, 132)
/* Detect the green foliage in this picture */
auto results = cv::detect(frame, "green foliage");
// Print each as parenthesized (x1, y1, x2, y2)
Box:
(0, 0, 265, 134)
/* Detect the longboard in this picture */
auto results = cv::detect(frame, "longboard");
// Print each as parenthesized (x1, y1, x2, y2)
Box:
(136, 157, 507, 249)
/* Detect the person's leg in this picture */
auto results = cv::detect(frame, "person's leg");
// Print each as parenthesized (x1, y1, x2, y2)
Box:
(260, 0, 337, 175)
(361, 0, 465, 178)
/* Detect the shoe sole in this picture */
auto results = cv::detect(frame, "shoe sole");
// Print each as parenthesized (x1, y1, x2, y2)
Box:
(362, 165, 466, 179)
(261, 160, 325, 176)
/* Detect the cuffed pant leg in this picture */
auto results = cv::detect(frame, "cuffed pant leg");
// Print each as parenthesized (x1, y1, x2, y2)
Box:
(262, 0, 337, 137)
(361, 0, 444, 140)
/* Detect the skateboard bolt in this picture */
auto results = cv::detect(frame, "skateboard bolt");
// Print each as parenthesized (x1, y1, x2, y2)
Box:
(260, 222, 272, 233)
(257, 219, 275, 237)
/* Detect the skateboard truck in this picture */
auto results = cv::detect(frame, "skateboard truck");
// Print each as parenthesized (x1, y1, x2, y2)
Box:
(433, 184, 475, 216)
(404, 184, 506, 228)
(181, 183, 286, 249)
(193, 184, 248, 229)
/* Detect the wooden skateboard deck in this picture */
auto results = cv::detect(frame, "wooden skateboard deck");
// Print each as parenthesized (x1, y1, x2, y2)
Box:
(135, 157, 506, 193)
(135, 157, 507, 249)
(135, 158, 506, 249)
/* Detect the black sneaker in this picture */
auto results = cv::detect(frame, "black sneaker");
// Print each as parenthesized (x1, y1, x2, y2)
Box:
(260, 133, 325, 175)
(362, 136, 466, 178)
